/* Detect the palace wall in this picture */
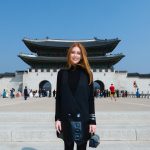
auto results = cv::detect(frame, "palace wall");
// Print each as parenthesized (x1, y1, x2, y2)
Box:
(23, 69, 150, 94)
(23, 69, 57, 92)
(93, 70, 128, 90)
(0, 69, 150, 95)
(93, 70, 150, 94)
(0, 73, 23, 94)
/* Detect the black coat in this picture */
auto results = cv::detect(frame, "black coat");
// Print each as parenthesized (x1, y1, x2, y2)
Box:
(24, 88, 28, 96)
(55, 68, 96, 144)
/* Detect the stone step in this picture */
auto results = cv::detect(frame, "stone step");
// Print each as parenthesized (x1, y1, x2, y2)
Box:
(0, 141, 150, 150)
(0, 123, 150, 142)
(0, 122, 150, 127)
(0, 112, 149, 142)
(0, 112, 150, 123)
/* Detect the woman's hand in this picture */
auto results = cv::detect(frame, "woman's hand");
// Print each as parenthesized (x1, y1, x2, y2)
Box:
(55, 120, 62, 133)
(89, 124, 96, 134)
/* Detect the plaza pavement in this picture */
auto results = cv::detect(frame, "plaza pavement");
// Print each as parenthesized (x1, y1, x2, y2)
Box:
(0, 96, 150, 112)
(0, 97, 150, 150)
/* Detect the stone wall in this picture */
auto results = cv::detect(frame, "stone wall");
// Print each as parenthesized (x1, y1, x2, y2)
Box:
(0, 69, 150, 94)
(0, 73, 23, 94)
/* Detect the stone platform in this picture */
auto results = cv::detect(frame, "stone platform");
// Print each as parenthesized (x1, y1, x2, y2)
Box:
(0, 97, 150, 150)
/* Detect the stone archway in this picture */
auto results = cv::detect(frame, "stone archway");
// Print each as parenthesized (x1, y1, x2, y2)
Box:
(39, 80, 52, 97)
(93, 80, 105, 97)
(94, 80, 105, 91)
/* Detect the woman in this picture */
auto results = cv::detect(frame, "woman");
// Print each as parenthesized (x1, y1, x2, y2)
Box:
(55, 43, 96, 150)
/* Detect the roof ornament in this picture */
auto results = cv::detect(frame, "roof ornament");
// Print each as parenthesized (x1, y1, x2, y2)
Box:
(93, 37, 98, 40)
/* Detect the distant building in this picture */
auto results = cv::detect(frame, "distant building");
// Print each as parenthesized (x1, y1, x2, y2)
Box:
(0, 37, 150, 95)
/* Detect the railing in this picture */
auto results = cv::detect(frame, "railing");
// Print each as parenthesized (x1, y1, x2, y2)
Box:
(128, 93, 150, 99)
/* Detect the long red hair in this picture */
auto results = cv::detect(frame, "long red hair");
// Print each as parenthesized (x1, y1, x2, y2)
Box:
(67, 43, 93, 85)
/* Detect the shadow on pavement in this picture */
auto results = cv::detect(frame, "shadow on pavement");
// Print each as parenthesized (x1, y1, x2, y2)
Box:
(22, 148, 37, 150)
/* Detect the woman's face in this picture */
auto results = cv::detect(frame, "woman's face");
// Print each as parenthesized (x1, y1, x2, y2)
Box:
(70, 46, 82, 65)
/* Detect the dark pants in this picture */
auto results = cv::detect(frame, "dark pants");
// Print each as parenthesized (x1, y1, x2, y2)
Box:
(24, 96, 27, 100)
(64, 142, 87, 150)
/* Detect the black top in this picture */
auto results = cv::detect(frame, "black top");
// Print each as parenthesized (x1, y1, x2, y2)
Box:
(55, 66, 96, 125)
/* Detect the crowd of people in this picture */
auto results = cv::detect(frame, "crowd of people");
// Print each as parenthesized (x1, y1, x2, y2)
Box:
(23, 87, 56, 100)
(0, 84, 148, 100)
(0, 87, 57, 99)
(0, 88, 22, 98)
(94, 83, 128, 100)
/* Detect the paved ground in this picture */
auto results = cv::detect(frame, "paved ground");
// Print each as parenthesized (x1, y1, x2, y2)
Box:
(0, 97, 150, 112)
(0, 97, 150, 150)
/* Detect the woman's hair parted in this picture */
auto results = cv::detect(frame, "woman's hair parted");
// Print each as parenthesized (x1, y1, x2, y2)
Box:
(67, 43, 93, 85)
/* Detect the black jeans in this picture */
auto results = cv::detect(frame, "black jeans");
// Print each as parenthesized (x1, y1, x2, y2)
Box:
(64, 142, 87, 150)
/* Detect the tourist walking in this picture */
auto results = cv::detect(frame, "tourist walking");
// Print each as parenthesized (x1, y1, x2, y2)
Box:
(109, 83, 116, 101)
(55, 43, 96, 150)
(10, 88, 15, 98)
(136, 88, 140, 98)
(24, 86, 28, 100)
(38, 88, 42, 97)
(2, 89, 7, 98)
(53, 89, 56, 97)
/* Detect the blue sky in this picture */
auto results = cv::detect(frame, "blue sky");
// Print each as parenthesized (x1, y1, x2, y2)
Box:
(0, 0, 150, 73)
